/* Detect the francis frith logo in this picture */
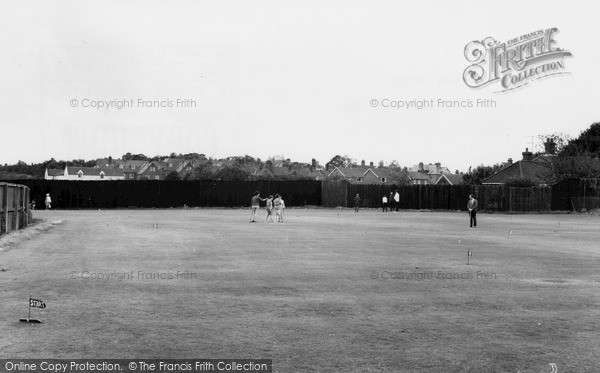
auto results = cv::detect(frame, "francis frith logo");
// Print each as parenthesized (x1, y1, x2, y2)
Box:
(463, 27, 572, 92)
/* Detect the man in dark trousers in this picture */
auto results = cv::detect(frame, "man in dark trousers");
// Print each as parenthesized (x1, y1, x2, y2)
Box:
(354, 193, 361, 213)
(467, 194, 478, 227)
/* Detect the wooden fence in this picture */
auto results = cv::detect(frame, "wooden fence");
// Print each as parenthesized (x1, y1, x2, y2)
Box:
(9, 180, 322, 209)
(0, 182, 31, 236)
(0, 179, 562, 212)
(552, 178, 600, 211)
(324, 182, 552, 212)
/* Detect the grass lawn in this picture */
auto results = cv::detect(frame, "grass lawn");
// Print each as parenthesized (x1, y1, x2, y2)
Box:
(1, 208, 599, 372)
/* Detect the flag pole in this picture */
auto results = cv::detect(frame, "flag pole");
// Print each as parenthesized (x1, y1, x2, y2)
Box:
(28, 294, 31, 320)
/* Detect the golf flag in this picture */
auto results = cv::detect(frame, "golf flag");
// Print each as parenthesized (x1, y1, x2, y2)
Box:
(468, 251, 472, 257)
(29, 298, 46, 309)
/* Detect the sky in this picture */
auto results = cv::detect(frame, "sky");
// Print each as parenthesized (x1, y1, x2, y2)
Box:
(1, 0, 599, 172)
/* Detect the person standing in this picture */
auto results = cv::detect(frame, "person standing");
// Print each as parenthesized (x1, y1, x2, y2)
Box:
(354, 193, 361, 213)
(389, 191, 395, 212)
(45, 193, 52, 210)
(467, 194, 478, 227)
(382, 194, 388, 212)
(250, 191, 266, 222)
(265, 195, 275, 222)
(273, 194, 283, 222)
(393, 190, 400, 212)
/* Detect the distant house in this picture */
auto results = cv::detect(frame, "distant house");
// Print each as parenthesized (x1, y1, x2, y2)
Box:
(309, 169, 329, 181)
(482, 147, 552, 186)
(122, 160, 148, 180)
(410, 162, 452, 184)
(398, 171, 430, 185)
(328, 162, 393, 184)
(435, 173, 465, 185)
(95, 158, 125, 169)
(137, 161, 167, 180)
(45, 166, 124, 180)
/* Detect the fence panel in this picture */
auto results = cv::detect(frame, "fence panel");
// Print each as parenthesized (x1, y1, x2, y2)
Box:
(0, 182, 31, 236)
(338, 183, 551, 211)
(9, 180, 321, 209)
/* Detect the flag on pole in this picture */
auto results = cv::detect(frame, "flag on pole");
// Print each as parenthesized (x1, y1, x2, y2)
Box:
(29, 298, 46, 309)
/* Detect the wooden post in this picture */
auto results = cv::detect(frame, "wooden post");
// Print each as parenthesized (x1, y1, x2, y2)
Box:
(13, 184, 19, 231)
(22, 186, 28, 227)
(2, 183, 8, 235)
(1, 183, 5, 235)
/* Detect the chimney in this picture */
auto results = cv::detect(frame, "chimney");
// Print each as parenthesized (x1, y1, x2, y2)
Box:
(311, 158, 317, 171)
(266, 160, 273, 170)
(369, 161, 374, 167)
(507, 158, 513, 165)
(522, 148, 533, 161)
(361, 160, 365, 166)
(418, 162, 424, 171)
(544, 138, 556, 155)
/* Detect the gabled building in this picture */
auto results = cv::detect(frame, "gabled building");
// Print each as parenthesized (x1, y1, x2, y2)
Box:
(410, 162, 452, 184)
(45, 166, 125, 180)
(435, 173, 465, 185)
(327, 161, 393, 184)
(137, 161, 166, 180)
(95, 158, 125, 169)
(482, 147, 552, 186)
(398, 170, 430, 185)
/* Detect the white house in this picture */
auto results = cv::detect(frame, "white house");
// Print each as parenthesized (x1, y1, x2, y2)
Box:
(45, 166, 125, 180)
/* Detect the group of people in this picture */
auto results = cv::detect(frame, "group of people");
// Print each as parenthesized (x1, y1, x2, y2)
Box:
(354, 190, 401, 213)
(381, 191, 400, 212)
(250, 191, 285, 223)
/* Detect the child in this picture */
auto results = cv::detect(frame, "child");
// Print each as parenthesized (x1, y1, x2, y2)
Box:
(273, 194, 283, 222)
(382, 195, 388, 212)
(250, 191, 266, 222)
(265, 195, 274, 222)
(45, 194, 52, 210)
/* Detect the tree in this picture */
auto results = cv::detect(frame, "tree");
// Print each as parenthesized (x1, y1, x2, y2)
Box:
(326, 155, 354, 168)
(536, 132, 571, 155)
(388, 160, 401, 170)
(561, 122, 600, 157)
(536, 123, 600, 183)
(537, 154, 600, 183)
(189, 163, 215, 180)
(462, 164, 503, 185)
(267, 154, 286, 162)
(164, 171, 181, 180)
(122, 153, 148, 161)
(215, 166, 249, 181)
